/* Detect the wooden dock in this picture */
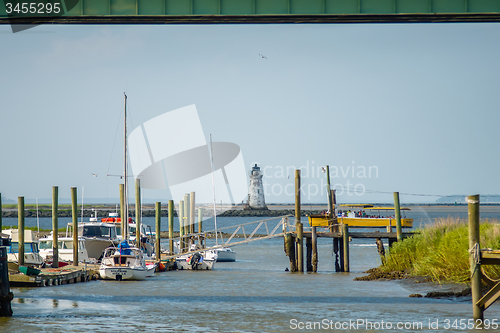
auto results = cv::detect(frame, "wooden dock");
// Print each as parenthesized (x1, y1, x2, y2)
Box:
(9, 264, 100, 287)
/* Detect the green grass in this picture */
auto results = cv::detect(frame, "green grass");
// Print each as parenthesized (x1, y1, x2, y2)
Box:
(381, 217, 500, 284)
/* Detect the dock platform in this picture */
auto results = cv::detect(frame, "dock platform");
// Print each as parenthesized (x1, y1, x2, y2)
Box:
(9, 264, 100, 287)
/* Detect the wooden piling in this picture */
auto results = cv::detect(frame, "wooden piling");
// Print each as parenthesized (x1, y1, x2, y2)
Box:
(135, 179, 141, 248)
(119, 183, 125, 240)
(295, 169, 303, 272)
(0, 246, 12, 317)
(184, 193, 190, 236)
(326, 166, 332, 214)
(306, 232, 312, 272)
(0, 193, 2, 231)
(155, 202, 161, 262)
(190, 192, 195, 234)
(468, 194, 483, 322)
(342, 224, 349, 272)
(71, 187, 78, 266)
(333, 238, 340, 272)
(198, 208, 203, 246)
(179, 200, 184, 252)
(295, 169, 301, 223)
(284, 234, 297, 272)
(168, 200, 174, 253)
(18, 196, 25, 267)
(393, 192, 402, 242)
(376, 237, 385, 265)
(52, 186, 59, 269)
(312, 226, 318, 273)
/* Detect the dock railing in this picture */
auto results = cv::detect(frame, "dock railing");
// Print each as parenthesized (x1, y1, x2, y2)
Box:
(161, 215, 293, 260)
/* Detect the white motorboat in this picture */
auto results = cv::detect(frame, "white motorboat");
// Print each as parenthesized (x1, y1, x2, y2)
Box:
(176, 245, 218, 270)
(99, 241, 155, 280)
(39, 234, 90, 265)
(66, 216, 119, 261)
(215, 247, 236, 262)
(3, 229, 44, 267)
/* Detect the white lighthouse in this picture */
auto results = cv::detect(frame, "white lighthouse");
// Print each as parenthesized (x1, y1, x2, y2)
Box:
(247, 164, 268, 210)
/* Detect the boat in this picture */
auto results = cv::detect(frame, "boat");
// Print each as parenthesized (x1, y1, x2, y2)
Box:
(209, 134, 236, 263)
(38, 233, 91, 265)
(3, 229, 44, 267)
(215, 247, 236, 262)
(175, 244, 218, 270)
(99, 240, 156, 280)
(65, 215, 119, 261)
(308, 204, 413, 228)
(337, 204, 414, 228)
(101, 212, 156, 259)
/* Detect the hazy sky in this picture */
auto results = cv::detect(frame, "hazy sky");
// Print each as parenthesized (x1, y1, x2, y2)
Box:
(1, 22, 499, 204)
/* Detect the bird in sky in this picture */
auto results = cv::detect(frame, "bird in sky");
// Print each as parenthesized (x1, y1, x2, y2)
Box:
(259, 54, 267, 59)
(91, 173, 98, 177)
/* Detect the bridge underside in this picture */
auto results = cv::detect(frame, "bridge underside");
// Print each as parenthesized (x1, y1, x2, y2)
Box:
(2, 13, 500, 25)
(1, 0, 500, 25)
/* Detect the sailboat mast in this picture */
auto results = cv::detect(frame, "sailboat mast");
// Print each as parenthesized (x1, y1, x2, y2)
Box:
(123, 93, 129, 241)
(209, 134, 218, 245)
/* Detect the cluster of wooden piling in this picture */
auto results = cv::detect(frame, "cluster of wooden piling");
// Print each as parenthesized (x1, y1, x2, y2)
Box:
(284, 168, 408, 274)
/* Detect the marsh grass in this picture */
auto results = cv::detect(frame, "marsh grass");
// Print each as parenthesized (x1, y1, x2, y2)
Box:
(382, 217, 500, 284)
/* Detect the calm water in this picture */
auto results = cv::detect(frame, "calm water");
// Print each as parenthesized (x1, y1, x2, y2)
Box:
(2, 207, 500, 332)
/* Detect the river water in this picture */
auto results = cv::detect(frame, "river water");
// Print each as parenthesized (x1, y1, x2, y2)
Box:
(1, 206, 500, 332)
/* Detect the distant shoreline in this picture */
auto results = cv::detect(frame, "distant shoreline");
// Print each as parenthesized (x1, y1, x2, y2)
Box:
(2, 203, 500, 218)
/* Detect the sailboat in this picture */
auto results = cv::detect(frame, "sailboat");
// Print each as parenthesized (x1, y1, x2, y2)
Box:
(99, 93, 156, 280)
(209, 134, 236, 262)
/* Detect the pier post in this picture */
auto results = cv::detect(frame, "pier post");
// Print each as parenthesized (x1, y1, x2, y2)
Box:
(295, 169, 303, 272)
(71, 187, 78, 266)
(333, 237, 340, 272)
(184, 193, 190, 233)
(155, 202, 161, 262)
(306, 233, 312, 272)
(190, 192, 195, 234)
(326, 166, 332, 214)
(284, 234, 297, 272)
(468, 194, 483, 323)
(52, 186, 59, 268)
(135, 179, 141, 248)
(179, 200, 184, 252)
(376, 238, 385, 265)
(342, 224, 350, 272)
(168, 200, 174, 253)
(393, 192, 402, 242)
(0, 246, 13, 317)
(312, 226, 318, 273)
(0, 193, 2, 231)
(119, 184, 125, 240)
(18, 196, 25, 267)
(198, 208, 203, 246)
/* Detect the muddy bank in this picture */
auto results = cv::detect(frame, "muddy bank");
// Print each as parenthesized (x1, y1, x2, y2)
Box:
(355, 267, 472, 298)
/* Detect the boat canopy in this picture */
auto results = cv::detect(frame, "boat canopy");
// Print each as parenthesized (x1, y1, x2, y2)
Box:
(363, 207, 411, 211)
(338, 204, 374, 208)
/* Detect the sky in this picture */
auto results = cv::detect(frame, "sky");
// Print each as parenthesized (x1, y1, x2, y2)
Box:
(0, 22, 499, 204)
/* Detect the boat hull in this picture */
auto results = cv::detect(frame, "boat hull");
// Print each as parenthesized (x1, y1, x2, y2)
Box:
(99, 266, 150, 280)
(85, 239, 116, 261)
(176, 251, 217, 270)
(215, 248, 236, 262)
(176, 258, 216, 270)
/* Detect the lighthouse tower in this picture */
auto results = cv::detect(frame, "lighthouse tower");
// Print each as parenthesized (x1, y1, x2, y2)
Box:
(248, 164, 268, 210)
